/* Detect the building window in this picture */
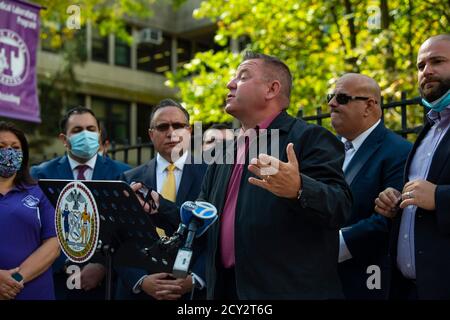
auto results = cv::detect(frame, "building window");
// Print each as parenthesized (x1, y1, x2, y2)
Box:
(177, 38, 192, 68)
(137, 103, 154, 141)
(65, 94, 86, 111)
(137, 33, 171, 74)
(92, 26, 109, 63)
(91, 97, 130, 144)
(114, 27, 131, 67)
(192, 31, 224, 55)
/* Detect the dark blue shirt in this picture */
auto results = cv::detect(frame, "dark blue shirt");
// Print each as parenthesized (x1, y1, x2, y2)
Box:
(0, 184, 56, 300)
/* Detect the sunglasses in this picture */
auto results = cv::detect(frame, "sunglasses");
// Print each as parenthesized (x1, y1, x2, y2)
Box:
(151, 122, 189, 132)
(327, 93, 370, 105)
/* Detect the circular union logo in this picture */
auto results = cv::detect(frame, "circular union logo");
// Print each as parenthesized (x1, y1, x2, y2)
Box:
(55, 181, 100, 263)
(0, 29, 30, 86)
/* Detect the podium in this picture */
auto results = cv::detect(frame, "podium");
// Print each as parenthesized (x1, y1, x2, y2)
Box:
(38, 179, 180, 300)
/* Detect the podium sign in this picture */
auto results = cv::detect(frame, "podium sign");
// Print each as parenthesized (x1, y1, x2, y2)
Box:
(55, 181, 100, 264)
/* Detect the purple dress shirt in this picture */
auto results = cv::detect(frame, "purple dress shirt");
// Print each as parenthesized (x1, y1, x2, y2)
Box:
(220, 112, 281, 268)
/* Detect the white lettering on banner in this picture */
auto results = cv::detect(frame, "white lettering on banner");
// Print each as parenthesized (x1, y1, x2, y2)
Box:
(0, 29, 30, 86)
(17, 16, 37, 30)
(0, 91, 20, 104)
(12, 4, 37, 21)
(0, 2, 37, 21)
(0, 1, 12, 13)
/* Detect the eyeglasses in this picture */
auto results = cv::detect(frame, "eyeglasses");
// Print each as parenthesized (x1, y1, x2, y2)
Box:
(327, 93, 370, 105)
(151, 122, 189, 132)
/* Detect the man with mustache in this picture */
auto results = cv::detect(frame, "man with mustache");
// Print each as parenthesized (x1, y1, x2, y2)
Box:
(375, 34, 450, 299)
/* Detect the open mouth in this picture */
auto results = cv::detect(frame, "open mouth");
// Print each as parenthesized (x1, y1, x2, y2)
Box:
(226, 94, 235, 102)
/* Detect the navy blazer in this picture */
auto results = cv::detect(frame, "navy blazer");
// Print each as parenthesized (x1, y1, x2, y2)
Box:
(338, 122, 412, 299)
(115, 157, 208, 300)
(388, 120, 450, 299)
(31, 154, 131, 181)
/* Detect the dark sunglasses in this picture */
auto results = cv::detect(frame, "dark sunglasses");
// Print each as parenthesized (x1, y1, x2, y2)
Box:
(151, 122, 189, 132)
(327, 93, 370, 105)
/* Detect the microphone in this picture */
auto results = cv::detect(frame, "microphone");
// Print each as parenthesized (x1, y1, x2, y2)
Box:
(172, 201, 217, 278)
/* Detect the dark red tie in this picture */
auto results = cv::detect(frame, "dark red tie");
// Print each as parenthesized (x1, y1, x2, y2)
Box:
(76, 165, 89, 180)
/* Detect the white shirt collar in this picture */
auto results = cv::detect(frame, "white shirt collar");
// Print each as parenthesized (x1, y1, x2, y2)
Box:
(67, 154, 98, 171)
(156, 152, 188, 175)
(342, 119, 381, 152)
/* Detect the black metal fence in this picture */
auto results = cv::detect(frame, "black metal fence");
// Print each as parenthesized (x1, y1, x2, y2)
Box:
(109, 92, 426, 166)
(33, 92, 424, 166)
(297, 92, 426, 139)
(109, 136, 154, 165)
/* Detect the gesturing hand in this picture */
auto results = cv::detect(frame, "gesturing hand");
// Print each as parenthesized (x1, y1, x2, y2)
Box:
(248, 143, 301, 199)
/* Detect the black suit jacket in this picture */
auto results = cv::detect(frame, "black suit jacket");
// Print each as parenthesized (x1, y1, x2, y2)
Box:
(338, 122, 411, 299)
(388, 121, 450, 299)
(115, 157, 208, 300)
(190, 111, 351, 299)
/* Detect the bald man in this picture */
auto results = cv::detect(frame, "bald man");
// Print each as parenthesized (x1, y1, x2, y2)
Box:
(375, 34, 450, 299)
(329, 73, 412, 299)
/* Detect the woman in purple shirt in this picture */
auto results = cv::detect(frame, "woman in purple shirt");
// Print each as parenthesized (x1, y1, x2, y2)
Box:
(0, 122, 60, 300)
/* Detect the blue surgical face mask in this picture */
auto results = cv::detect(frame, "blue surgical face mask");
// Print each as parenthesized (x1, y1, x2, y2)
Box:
(0, 147, 23, 178)
(69, 130, 100, 160)
(422, 89, 450, 113)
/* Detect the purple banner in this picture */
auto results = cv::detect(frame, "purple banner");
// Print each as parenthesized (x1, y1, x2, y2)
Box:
(0, 0, 41, 122)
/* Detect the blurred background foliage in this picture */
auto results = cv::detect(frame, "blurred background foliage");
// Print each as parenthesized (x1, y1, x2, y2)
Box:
(3, 0, 448, 145)
(165, 0, 449, 134)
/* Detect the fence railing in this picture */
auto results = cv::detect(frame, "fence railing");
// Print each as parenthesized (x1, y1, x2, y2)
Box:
(297, 92, 426, 139)
(109, 136, 155, 165)
(95, 93, 429, 166)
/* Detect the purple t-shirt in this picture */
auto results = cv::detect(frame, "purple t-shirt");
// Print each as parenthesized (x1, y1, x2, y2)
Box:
(0, 184, 56, 300)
